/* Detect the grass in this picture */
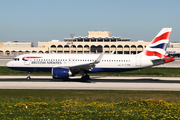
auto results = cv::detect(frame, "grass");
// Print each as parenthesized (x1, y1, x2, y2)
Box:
(1, 66, 180, 77)
(1, 90, 180, 119)
(0, 90, 180, 102)
(1, 98, 180, 119)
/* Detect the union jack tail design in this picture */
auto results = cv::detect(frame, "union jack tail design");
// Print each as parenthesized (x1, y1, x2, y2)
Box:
(143, 28, 172, 58)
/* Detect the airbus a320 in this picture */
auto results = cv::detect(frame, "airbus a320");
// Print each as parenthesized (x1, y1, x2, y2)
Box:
(6, 28, 174, 80)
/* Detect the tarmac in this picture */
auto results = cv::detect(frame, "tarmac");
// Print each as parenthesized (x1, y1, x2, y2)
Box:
(0, 76, 180, 91)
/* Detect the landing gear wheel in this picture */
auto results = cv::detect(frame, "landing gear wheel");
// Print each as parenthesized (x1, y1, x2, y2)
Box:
(81, 75, 90, 80)
(26, 76, 31, 80)
(27, 72, 31, 80)
(85, 75, 90, 80)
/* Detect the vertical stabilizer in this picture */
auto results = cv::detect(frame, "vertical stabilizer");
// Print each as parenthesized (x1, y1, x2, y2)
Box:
(143, 28, 172, 58)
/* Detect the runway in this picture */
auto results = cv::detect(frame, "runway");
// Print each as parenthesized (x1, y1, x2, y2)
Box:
(0, 76, 180, 91)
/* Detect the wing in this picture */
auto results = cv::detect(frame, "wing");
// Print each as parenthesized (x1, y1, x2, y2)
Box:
(54, 52, 104, 74)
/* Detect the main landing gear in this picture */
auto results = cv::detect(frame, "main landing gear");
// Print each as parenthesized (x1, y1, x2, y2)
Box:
(81, 73, 90, 80)
(79, 70, 90, 80)
(26, 72, 31, 80)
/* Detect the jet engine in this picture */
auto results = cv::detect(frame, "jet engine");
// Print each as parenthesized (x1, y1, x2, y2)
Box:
(52, 67, 72, 79)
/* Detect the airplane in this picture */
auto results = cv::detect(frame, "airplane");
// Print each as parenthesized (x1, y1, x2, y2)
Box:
(6, 28, 174, 80)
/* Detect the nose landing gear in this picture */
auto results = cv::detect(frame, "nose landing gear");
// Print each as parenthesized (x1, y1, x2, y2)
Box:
(26, 72, 31, 80)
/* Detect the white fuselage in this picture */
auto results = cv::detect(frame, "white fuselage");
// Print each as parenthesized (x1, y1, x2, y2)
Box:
(6, 53, 155, 73)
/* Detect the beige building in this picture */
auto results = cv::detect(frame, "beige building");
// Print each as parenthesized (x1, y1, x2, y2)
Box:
(88, 31, 111, 37)
(0, 31, 180, 56)
(38, 40, 148, 54)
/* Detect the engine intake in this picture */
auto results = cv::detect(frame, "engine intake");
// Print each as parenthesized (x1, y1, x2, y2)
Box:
(52, 67, 70, 79)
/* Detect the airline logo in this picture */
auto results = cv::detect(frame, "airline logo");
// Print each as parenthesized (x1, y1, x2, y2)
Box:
(144, 28, 172, 58)
(22, 56, 42, 61)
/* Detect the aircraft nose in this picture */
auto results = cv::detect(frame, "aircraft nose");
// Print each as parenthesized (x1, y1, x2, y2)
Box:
(6, 61, 13, 67)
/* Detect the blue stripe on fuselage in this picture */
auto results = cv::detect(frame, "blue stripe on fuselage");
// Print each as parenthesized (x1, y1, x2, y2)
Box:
(7, 67, 52, 72)
(7, 67, 139, 73)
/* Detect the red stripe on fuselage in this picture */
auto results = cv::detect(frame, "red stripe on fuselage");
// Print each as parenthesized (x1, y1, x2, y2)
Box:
(152, 32, 171, 44)
(23, 57, 42, 59)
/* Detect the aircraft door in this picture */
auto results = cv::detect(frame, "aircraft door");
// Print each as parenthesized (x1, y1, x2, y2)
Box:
(24, 59, 30, 65)
(136, 56, 141, 66)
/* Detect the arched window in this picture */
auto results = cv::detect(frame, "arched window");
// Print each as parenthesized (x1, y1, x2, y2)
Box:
(25, 50, 30, 54)
(117, 45, 123, 48)
(64, 45, 69, 48)
(51, 45, 56, 48)
(111, 45, 116, 48)
(124, 45, 129, 48)
(131, 45, 136, 48)
(38, 51, 44, 53)
(84, 45, 89, 48)
(57, 45, 63, 48)
(104, 45, 109, 48)
(78, 45, 83, 48)
(32, 50, 36, 53)
(18, 50, 23, 55)
(72, 45, 76, 48)
(5, 50, 10, 55)
(138, 45, 143, 48)
(0, 50, 3, 55)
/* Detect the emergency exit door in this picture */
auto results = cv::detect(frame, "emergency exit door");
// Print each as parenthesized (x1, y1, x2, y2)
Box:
(136, 56, 141, 66)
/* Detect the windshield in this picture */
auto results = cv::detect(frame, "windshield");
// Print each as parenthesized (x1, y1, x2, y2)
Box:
(13, 58, 19, 61)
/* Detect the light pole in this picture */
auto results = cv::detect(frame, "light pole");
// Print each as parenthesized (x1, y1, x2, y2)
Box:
(70, 34, 74, 53)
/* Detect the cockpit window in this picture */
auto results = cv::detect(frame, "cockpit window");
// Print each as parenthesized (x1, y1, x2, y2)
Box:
(13, 58, 19, 61)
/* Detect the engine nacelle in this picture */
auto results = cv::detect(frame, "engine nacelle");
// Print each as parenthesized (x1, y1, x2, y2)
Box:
(52, 67, 71, 79)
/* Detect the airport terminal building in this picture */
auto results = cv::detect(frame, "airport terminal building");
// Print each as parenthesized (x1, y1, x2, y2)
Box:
(0, 31, 180, 56)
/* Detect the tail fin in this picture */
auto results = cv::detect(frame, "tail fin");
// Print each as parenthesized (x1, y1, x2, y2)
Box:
(143, 28, 172, 58)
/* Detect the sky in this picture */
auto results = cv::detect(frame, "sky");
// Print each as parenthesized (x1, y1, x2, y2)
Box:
(0, 0, 180, 46)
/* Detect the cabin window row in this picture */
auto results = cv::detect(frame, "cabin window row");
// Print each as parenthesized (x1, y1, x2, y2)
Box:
(33, 59, 130, 62)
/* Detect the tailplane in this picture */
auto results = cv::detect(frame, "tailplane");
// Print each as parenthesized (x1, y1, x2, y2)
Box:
(142, 28, 172, 58)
